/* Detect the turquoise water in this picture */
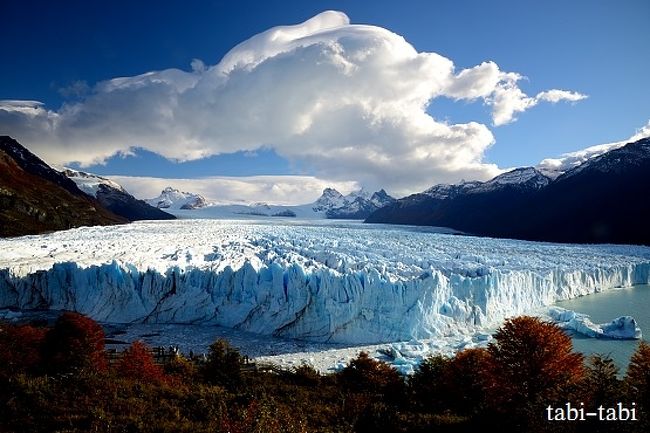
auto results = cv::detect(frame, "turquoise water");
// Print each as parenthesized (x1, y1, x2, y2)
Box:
(554, 284, 650, 373)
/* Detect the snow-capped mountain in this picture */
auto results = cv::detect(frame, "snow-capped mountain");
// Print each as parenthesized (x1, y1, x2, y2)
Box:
(62, 168, 126, 197)
(475, 167, 550, 191)
(0, 136, 127, 236)
(311, 187, 347, 212)
(367, 137, 650, 245)
(423, 168, 550, 198)
(63, 169, 175, 222)
(147, 187, 209, 210)
(314, 188, 396, 219)
(155, 186, 396, 220)
(556, 136, 650, 180)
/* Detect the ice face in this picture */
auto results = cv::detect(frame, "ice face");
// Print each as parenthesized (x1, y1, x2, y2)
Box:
(1, 220, 649, 344)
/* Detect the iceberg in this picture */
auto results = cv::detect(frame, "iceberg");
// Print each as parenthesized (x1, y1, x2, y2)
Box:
(0, 220, 649, 344)
(549, 306, 642, 339)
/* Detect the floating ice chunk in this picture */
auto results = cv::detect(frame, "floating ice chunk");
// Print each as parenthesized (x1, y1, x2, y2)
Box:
(549, 306, 642, 340)
(599, 316, 643, 339)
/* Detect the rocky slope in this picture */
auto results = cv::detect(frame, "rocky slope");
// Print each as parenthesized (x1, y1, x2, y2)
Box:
(0, 136, 126, 237)
(64, 169, 175, 221)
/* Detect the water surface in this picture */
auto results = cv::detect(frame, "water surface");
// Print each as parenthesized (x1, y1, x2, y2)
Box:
(555, 284, 650, 373)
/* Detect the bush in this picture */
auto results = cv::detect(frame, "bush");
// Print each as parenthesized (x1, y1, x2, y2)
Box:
(290, 363, 321, 386)
(164, 353, 198, 383)
(41, 312, 107, 374)
(0, 322, 46, 376)
(116, 341, 166, 383)
(201, 338, 244, 389)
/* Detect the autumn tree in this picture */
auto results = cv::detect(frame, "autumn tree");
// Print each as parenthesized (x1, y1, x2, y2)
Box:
(0, 322, 46, 376)
(444, 347, 492, 415)
(486, 316, 584, 427)
(409, 354, 452, 412)
(41, 312, 107, 374)
(339, 352, 404, 402)
(339, 352, 404, 432)
(625, 341, 650, 427)
(116, 341, 165, 383)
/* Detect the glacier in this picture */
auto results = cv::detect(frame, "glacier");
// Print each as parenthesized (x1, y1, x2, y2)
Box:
(1, 219, 649, 345)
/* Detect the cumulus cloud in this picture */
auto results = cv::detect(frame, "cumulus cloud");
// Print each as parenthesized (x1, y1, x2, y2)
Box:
(488, 74, 587, 126)
(110, 174, 359, 205)
(537, 119, 650, 178)
(0, 10, 585, 195)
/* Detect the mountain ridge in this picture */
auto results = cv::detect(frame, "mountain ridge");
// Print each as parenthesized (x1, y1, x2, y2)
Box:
(63, 169, 175, 221)
(366, 137, 650, 245)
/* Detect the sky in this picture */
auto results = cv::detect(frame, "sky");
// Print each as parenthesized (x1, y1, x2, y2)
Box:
(1, 0, 648, 203)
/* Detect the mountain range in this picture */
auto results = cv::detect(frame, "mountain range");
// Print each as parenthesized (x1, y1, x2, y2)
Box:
(366, 137, 650, 246)
(2, 133, 648, 245)
(146, 186, 396, 220)
(0, 136, 127, 236)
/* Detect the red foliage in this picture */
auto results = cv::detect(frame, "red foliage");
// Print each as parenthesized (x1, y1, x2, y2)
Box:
(444, 347, 492, 414)
(486, 316, 584, 407)
(339, 352, 404, 397)
(0, 322, 46, 375)
(116, 341, 166, 383)
(41, 312, 107, 374)
(220, 400, 259, 433)
(625, 341, 650, 412)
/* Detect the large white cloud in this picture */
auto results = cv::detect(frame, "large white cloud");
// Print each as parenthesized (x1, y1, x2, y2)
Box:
(0, 10, 585, 195)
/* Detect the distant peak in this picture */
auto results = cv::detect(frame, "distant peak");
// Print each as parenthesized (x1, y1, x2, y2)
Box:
(321, 187, 342, 195)
(487, 166, 549, 184)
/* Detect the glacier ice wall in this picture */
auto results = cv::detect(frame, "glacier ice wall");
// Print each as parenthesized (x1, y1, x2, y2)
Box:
(1, 220, 649, 344)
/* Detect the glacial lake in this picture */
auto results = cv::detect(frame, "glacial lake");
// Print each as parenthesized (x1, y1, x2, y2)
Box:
(554, 284, 650, 373)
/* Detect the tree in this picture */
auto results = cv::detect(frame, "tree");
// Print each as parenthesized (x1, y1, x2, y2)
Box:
(444, 348, 492, 415)
(201, 338, 244, 389)
(625, 341, 650, 426)
(164, 353, 197, 383)
(116, 341, 165, 383)
(486, 316, 584, 428)
(409, 354, 452, 412)
(339, 352, 404, 431)
(41, 312, 107, 374)
(339, 352, 404, 400)
(583, 354, 622, 407)
(0, 322, 46, 376)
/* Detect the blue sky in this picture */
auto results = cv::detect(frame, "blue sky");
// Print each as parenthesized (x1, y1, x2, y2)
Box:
(1, 0, 648, 201)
